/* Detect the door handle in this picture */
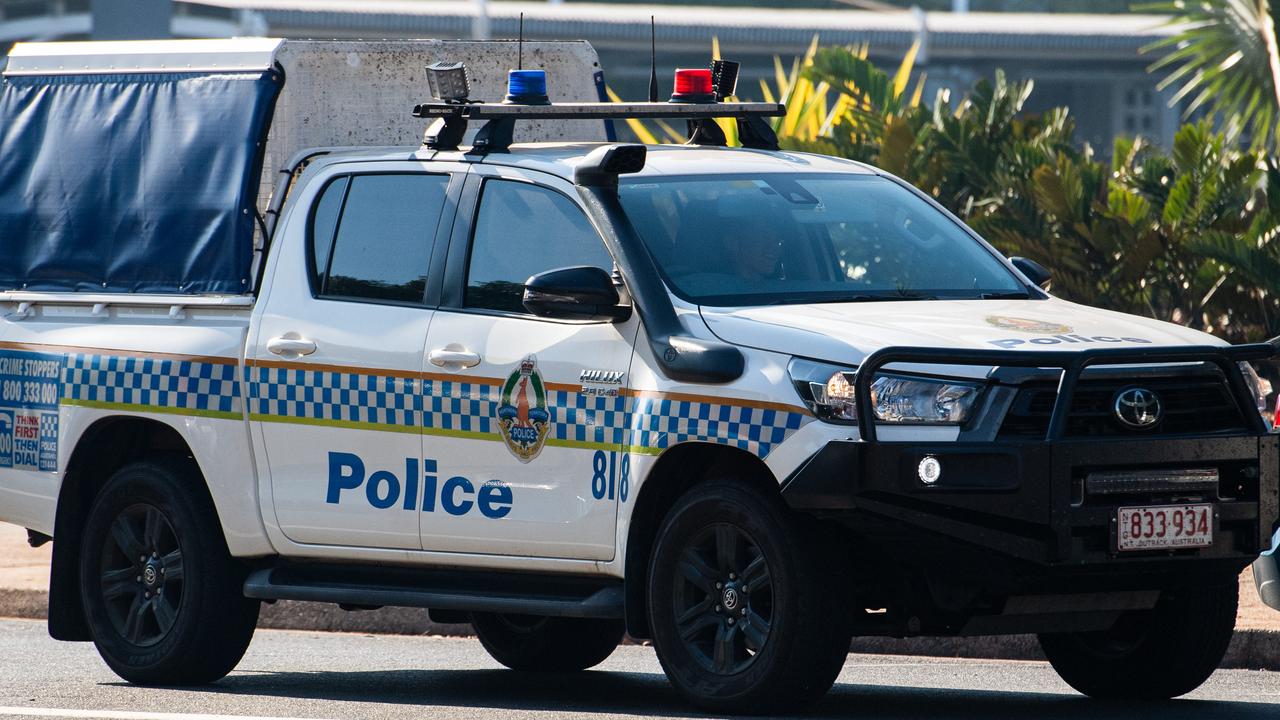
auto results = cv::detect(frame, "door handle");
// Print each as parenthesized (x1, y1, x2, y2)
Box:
(266, 335, 317, 357)
(429, 344, 481, 369)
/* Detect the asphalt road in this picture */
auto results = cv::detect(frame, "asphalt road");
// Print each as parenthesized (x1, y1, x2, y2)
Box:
(2, 618, 1279, 720)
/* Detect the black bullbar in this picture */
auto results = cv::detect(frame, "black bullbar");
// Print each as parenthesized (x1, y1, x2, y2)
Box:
(781, 341, 1280, 569)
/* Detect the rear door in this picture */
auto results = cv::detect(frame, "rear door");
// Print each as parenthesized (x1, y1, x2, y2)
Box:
(418, 165, 639, 559)
(248, 161, 463, 550)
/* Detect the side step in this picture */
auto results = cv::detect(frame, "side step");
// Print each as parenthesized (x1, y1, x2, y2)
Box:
(244, 563, 625, 619)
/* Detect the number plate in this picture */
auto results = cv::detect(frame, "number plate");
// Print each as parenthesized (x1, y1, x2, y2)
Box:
(1117, 504, 1213, 552)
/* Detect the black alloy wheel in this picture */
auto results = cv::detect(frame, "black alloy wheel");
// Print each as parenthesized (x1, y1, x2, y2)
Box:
(79, 456, 259, 685)
(647, 480, 851, 714)
(98, 504, 184, 647)
(672, 523, 773, 675)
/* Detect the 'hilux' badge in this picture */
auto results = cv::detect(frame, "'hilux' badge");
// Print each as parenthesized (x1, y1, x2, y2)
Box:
(580, 369, 624, 397)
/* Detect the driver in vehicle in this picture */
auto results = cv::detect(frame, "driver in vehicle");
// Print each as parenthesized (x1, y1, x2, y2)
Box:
(725, 224, 786, 281)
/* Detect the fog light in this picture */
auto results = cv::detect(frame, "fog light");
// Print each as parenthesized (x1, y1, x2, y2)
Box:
(918, 456, 942, 485)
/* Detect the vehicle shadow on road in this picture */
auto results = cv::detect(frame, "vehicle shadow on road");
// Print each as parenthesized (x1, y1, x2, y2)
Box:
(824, 684, 1276, 720)
(154, 668, 1280, 719)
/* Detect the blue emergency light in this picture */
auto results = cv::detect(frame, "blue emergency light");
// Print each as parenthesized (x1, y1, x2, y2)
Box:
(505, 69, 550, 105)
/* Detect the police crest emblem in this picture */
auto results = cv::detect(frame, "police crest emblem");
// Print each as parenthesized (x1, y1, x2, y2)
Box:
(496, 355, 551, 463)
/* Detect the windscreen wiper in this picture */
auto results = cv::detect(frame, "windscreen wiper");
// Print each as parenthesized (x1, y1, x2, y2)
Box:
(835, 293, 937, 303)
(980, 291, 1031, 299)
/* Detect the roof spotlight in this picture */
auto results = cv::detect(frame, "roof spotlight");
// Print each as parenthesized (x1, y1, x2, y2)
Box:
(426, 61, 471, 104)
(711, 60, 740, 101)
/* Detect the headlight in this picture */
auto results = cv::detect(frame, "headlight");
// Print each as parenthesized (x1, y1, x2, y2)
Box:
(1239, 361, 1272, 428)
(789, 359, 984, 425)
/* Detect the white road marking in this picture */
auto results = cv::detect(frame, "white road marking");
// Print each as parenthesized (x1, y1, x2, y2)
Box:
(0, 708, 335, 720)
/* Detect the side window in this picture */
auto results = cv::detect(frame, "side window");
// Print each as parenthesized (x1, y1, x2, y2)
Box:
(465, 179, 613, 314)
(310, 173, 449, 305)
(309, 176, 348, 292)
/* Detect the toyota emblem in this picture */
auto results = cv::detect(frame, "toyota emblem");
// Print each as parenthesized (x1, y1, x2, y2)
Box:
(1114, 387, 1163, 428)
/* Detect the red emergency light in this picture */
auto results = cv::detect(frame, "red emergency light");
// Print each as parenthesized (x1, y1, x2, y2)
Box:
(670, 69, 716, 103)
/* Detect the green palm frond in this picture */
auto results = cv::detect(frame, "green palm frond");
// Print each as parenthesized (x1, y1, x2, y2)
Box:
(1142, 0, 1280, 151)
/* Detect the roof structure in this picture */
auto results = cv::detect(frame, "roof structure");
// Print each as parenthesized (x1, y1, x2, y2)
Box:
(311, 141, 876, 184)
(196, 1, 1176, 60)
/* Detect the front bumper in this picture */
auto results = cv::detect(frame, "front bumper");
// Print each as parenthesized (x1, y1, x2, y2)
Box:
(782, 434, 1279, 569)
(781, 341, 1280, 577)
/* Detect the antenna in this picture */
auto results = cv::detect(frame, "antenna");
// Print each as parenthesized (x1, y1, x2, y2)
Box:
(518, 12, 524, 70)
(648, 15, 659, 102)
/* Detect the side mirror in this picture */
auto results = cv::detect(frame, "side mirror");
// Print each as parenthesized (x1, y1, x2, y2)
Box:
(523, 266, 631, 322)
(1011, 256, 1051, 289)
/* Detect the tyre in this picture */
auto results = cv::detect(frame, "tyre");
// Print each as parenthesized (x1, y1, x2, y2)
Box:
(78, 456, 260, 685)
(1038, 580, 1238, 699)
(470, 612, 625, 671)
(646, 480, 851, 714)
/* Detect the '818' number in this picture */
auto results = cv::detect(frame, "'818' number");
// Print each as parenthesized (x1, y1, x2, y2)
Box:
(591, 450, 629, 503)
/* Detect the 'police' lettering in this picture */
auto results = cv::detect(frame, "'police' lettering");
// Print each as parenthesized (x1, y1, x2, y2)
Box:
(988, 335, 1154, 349)
(325, 452, 512, 519)
(366, 470, 399, 509)
(326, 452, 364, 504)
(479, 481, 513, 519)
(442, 476, 474, 515)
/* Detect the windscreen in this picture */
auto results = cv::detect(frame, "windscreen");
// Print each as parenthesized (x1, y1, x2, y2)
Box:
(617, 173, 1025, 306)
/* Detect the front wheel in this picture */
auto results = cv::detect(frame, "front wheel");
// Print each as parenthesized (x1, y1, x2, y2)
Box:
(79, 457, 260, 685)
(647, 480, 851, 714)
(1037, 580, 1238, 699)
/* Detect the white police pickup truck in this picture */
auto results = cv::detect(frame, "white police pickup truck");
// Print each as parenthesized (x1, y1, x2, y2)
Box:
(1, 39, 1277, 715)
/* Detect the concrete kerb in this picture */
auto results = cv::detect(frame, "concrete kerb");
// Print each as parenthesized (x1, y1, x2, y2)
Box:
(1, 589, 1276, 670)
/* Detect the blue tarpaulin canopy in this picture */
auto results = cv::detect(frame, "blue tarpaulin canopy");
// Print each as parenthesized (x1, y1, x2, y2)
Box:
(0, 41, 282, 295)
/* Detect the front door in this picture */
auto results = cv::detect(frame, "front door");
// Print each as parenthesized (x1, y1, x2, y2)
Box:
(248, 162, 461, 550)
(419, 167, 638, 560)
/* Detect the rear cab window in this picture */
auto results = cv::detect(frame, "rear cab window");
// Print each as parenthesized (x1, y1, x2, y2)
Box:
(309, 172, 451, 306)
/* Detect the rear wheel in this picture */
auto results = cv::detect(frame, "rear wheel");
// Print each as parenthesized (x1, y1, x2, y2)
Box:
(470, 612, 625, 671)
(647, 480, 850, 714)
(79, 457, 259, 685)
(1037, 580, 1238, 699)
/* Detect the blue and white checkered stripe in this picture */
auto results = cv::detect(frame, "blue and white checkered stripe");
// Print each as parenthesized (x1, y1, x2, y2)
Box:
(63, 353, 241, 415)
(627, 395, 807, 457)
(549, 390, 629, 446)
(246, 365, 810, 458)
(52, 353, 809, 455)
(247, 365, 416, 427)
(423, 379, 498, 435)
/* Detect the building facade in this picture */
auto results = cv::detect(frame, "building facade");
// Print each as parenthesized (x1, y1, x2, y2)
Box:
(0, 0, 1181, 149)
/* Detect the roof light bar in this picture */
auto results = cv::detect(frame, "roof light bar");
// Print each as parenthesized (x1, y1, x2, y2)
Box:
(417, 101, 784, 154)
(415, 53, 785, 154)
(413, 101, 784, 121)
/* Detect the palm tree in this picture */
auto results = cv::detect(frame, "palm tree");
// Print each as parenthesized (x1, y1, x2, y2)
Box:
(1144, 0, 1280, 152)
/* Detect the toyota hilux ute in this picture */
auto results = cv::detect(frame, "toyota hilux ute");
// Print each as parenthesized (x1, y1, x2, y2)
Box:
(1, 40, 1277, 715)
